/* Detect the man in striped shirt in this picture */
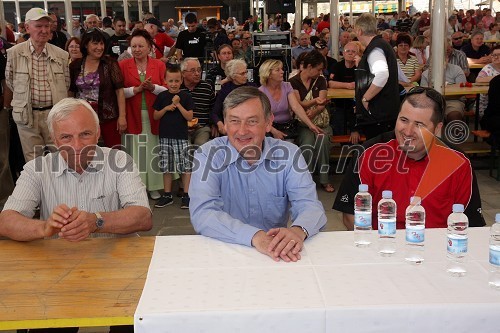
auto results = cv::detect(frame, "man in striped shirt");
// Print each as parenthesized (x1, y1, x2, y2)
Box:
(0, 98, 152, 242)
(180, 57, 216, 146)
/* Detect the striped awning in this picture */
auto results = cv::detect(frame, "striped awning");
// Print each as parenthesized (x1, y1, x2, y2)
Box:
(375, 3, 399, 13)
(339, 2, 370, 13)
(339, 1, 411, 14)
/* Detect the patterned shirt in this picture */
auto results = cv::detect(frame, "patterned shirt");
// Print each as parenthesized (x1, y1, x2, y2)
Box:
(29, 41, 52, 107)
(477, 64, 500, 115)
(397, 56, 420, 81)
(3, 147, 150, 238)
(181, 80, 215, 127)
(448, 49, 470, 76)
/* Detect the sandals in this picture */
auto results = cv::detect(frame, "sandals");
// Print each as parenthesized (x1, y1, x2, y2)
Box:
(321, 183, 335, 193)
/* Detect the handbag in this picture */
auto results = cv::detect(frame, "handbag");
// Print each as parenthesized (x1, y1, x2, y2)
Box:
(298, 77, 330, 128)
(273, 118, 299, 139)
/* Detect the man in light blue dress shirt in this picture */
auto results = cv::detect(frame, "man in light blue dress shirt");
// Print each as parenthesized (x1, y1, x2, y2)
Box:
(292, 33, 314, 68)
(189, 86, 326, 262)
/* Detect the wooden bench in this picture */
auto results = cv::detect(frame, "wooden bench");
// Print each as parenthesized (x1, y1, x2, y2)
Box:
(460, 141, 492, 155)
(330, 134, 366, 144)
(329, 135, 366, 168)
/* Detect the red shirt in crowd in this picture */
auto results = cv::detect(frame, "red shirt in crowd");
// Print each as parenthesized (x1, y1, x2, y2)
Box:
(152, 32, 175, 60)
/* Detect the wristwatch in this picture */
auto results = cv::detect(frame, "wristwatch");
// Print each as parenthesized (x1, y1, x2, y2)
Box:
(95, 212, 105, 231)
(362, 97, 369, 103)
(294, 225, 309, 240)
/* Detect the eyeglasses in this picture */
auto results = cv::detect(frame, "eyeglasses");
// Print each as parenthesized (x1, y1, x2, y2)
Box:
(398, 43, 410, 47)
(405, 86, 445, 119)
(68, 45, 80, 49)
(184, 68, 202, 74)
(491, 54, 500, 59)
(235, 70, 248, 76)
(453, 37, 463, 40)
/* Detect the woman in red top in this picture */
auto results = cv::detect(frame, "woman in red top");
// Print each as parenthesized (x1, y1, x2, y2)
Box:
(119, 29, 167, 199)
(462, 10, 476, 28)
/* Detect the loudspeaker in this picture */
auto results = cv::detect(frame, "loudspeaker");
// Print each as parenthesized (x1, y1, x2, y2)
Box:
(265, 0, 295, 14)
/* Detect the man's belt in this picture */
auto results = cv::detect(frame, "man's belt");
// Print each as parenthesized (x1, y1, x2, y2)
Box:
(32, 105, 53, 111)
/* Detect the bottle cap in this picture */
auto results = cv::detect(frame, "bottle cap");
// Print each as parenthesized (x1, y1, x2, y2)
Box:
(452, 204, 464, 213)
(496, 213, 500, 223)
(382, 190, 392, 199)
(358, 184, 368, 192)
(410, 196, 421, 205)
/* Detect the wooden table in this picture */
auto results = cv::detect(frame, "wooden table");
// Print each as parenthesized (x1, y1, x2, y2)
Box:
(0, 237, 155, 330)
(328, 83, 489, 100)
(443, 83, 489, 96)
(444, 83, 490, 135)
(327, 83, 489, 138)
(135, 229, 500, 333)
(327, 87, 355, 99)
(469, 62, 487, 69)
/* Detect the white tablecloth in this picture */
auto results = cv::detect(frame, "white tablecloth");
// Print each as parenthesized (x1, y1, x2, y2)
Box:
(134, 228, 500, 333)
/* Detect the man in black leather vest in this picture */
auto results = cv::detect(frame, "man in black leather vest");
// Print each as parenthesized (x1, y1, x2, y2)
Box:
(354, 13, 400, 139)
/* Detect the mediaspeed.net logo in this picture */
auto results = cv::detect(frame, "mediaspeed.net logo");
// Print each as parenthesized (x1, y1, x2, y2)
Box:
(413, 125, 467, 201)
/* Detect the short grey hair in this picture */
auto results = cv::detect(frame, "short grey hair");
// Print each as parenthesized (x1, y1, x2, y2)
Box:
(47, 98, 99, 136)
(86, 14, 99, 23)
(180, 57, 201, 71)
(223, 86, 271, 120)
(224, 59, 247, 79)
(354, 13, 378, 36)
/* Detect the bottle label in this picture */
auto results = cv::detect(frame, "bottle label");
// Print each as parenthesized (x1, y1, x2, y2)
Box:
(406, 225, 425, 243)
(447, 235, 468, 254)
(490, 245, 500, 266)
(354, 211, 372, 228)
(378, 218, 396, 236)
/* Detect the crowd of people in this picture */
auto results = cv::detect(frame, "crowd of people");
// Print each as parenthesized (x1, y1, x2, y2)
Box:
(0, 7, 498, 333)
(0, 6, 498, 255)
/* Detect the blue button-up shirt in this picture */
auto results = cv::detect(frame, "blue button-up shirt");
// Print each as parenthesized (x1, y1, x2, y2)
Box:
(189, 137, 327, 247)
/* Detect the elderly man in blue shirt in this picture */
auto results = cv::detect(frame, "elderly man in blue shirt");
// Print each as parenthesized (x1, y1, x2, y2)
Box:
(292, 33, 314, 68)
(189, 86, 326, 262)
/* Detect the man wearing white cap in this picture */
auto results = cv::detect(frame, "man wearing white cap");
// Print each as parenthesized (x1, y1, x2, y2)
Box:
(5, 7, 69, 162)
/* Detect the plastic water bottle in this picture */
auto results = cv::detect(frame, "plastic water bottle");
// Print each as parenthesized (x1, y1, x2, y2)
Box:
(378, 190, 397, 256)
(354, 184, 372, 247)
(489, 213, 500, 290)
(446, 204, 469, 277)
(405, 196, 425, 264)
(215, 75, 221, 94)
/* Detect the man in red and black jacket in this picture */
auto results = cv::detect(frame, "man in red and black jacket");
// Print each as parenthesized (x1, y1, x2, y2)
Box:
(333, 87, 485, 230)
